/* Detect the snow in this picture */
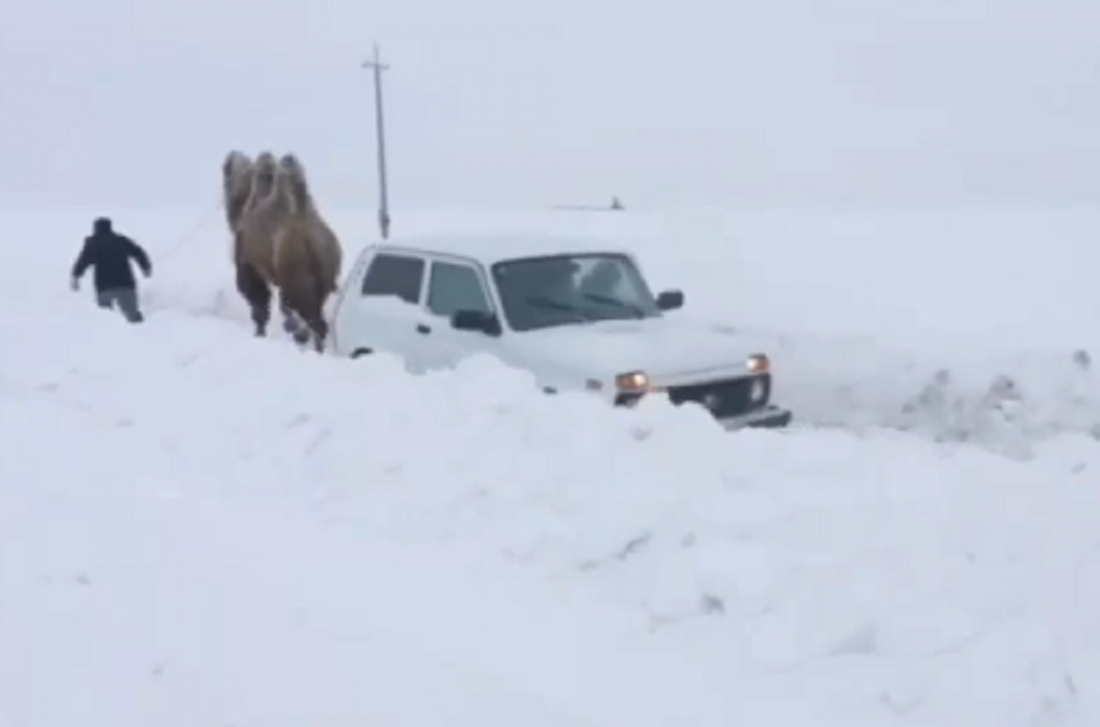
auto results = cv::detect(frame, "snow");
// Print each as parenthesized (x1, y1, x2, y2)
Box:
(3, 204, 1100, 726)
(30, 203, 1100, 449)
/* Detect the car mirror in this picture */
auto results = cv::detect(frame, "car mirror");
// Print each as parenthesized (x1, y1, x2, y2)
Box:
(451, 310, 501, 336)
(656, 290, 684, 311)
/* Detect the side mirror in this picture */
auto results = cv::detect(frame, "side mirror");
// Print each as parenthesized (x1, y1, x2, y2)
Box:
(451, 310, 502, 336)
(656, 290, 684, 311)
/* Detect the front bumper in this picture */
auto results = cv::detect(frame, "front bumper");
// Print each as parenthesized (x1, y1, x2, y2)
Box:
(717, 404, 792, 431)
(658, 373, 792, 431)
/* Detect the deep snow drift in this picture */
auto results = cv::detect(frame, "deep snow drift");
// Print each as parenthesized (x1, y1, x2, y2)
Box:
(9, 203, 1100, 450)
(3, 205, 1100, 726)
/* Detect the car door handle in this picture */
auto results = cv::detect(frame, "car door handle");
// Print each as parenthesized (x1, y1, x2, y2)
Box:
(416, 323, 431, 334)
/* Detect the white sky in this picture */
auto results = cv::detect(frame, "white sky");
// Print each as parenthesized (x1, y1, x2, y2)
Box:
(2, 0, 1099, 209)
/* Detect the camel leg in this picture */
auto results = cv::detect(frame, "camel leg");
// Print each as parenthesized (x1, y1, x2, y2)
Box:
(280, 279, 328, 353)
(277, 293, 308, 342)
(307, 311, 329, 353)
(236, 263, 271, 337)
(303, 292, 330, 353)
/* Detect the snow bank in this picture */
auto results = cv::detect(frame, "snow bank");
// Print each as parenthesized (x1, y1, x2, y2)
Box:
(0, 306, 724, 726)
(9, 204, 1098, 449)
(4, 242, 1100, 725)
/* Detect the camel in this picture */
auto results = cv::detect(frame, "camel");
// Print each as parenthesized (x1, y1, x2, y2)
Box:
(271, 153, 343, 351)
(277, 153, 343, 292)
(230, 150, 343, 353)
(233, 151, 293, 340)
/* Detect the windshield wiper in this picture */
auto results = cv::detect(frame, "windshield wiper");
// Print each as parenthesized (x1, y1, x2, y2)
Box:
(582, 293, 645, 319)
(525, 295, 592, 321)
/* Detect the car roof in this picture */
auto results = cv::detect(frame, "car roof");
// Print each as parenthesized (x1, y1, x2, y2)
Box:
(370, 233, 634, 267)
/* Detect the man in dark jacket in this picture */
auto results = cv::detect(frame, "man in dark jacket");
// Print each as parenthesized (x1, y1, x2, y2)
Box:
(71, 217, 153, 323)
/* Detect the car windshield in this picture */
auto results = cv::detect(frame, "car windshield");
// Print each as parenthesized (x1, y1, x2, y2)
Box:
(491, 253, 663, 332)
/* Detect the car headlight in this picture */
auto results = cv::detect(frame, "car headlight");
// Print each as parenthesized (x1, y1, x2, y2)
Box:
(746, 353, 770, 374)
(615, 371, 650, 390)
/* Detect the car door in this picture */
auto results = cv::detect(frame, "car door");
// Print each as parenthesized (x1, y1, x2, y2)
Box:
(341, 250, 428, 365)
(416, 257, 501, 371)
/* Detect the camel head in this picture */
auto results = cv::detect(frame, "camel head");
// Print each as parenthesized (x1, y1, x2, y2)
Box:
(222, 150, 254, 226)
(222, 150, 252, 182)
(277, 153, 313, 213)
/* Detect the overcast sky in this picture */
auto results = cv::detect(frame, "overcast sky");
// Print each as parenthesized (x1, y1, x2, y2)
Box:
(2, 0, 1098, 209)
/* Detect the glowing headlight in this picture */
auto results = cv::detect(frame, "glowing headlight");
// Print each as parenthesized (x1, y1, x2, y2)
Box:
(615, 371, 650, 390)
(746, 353, 770, 374)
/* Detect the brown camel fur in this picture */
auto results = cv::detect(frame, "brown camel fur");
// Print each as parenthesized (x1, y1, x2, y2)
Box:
(234, 151, 294, 339)
(278, 154, 343, 295)
(232, 151, 342, 352)
(270, 154, 344, 352)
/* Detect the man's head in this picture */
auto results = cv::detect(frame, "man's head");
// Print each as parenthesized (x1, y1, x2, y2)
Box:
(93, 217, 113, 235)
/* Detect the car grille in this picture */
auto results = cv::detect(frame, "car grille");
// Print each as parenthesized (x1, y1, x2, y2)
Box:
(667, 374, 771, 419)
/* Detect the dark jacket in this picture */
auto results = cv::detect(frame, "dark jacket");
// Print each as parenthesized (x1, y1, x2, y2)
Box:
(72, 219, 152, 292)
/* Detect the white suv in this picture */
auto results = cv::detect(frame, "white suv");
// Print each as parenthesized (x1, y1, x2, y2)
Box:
(329, 234, 792, 430)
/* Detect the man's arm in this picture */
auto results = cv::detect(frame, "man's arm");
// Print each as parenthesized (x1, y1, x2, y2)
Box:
(71, 238, 95, 280)
(125, 238, 153, 276)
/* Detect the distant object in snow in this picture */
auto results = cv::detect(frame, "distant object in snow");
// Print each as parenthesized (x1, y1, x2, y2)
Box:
(553, 197, 626, 213)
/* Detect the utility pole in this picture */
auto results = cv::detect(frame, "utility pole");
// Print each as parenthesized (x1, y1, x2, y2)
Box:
(361, 42, 391, 239)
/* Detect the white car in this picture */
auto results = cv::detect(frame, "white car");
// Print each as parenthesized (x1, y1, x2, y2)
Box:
(329, 234, 792, 430)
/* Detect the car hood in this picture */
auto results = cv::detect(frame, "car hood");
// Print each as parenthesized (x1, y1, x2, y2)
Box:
(514, 316, 755, 382)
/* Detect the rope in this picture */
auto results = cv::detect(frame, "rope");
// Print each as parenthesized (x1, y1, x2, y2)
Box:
(157, 198, 225, 262)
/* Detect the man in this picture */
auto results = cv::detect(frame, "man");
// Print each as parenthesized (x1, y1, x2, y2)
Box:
(71, 217, 153, 323)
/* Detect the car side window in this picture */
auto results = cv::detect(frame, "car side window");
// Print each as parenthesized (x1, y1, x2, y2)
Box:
(361, 253, 425, 304)
(427, 261, 492, 318)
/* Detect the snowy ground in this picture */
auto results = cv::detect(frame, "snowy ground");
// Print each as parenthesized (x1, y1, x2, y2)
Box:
(3, 205, 1100, 725)
(12, 203, 1100, 449)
